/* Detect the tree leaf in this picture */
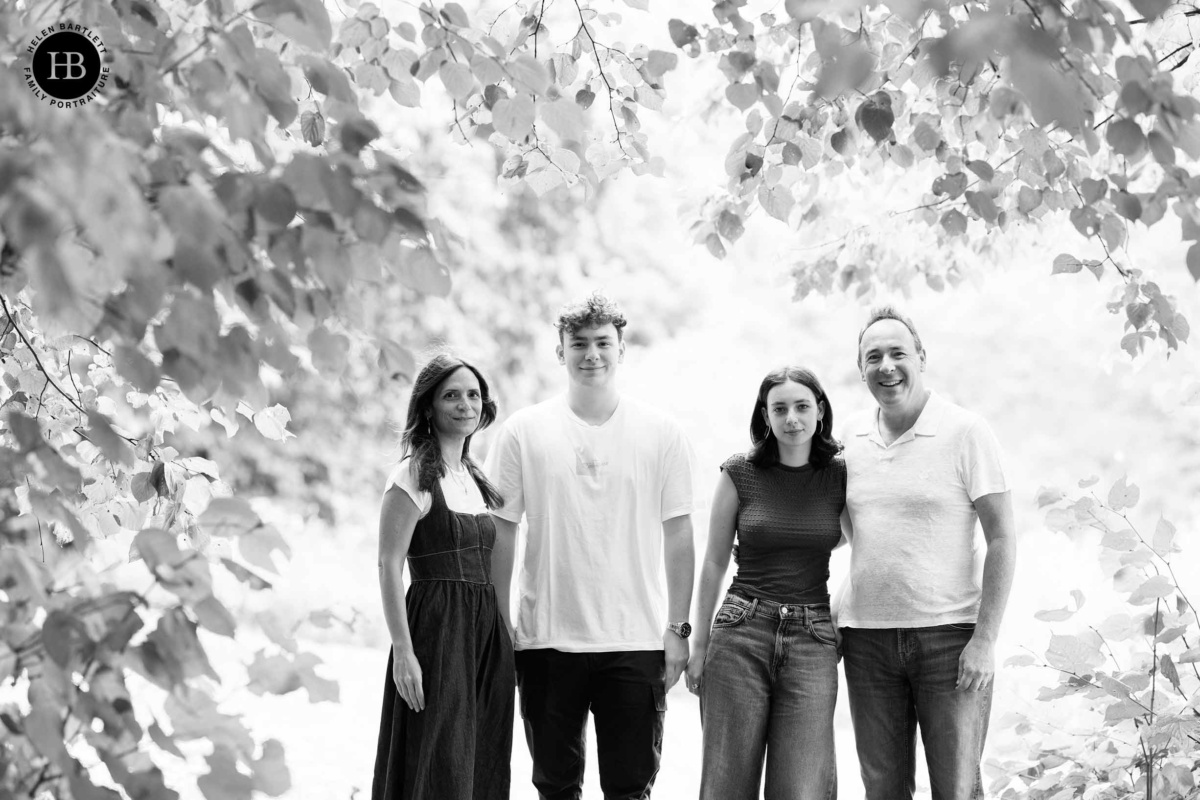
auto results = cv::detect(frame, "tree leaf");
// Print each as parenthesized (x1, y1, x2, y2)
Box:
(647, 50, 678, 77)
(965, 190, 999, 223)
(1128, 575, 1174, 604)
(855, 94, 894, 143)
(253, 405, 294, 442)
(1107, 475, 1139, 511)
(1187, 244, 1200, 281)
(940, 209, 967, 236)
(252, 740, 292, 797)
(758, 184, 795, 222)
(300, 110, 324, 147)
(254, 181, 297, 229)
(387, 245, 451, 296)
(1052, 254, 1083, 274)
(1106, 119, 1148, 159)
(198, 747, 253, 800)
(199, 497, 261, 538)
(716, 210, 744, 242)
(668, 19, 699, 48)
(966, 160, 994, 182)
(307, 326, 349, 379)
(508, 55, 550, 95)
(1045, 633, 1105, 674)
(339, 116, 380, 156)
(439, 61, 475, 101)
(540, 98, 586, 141)
(492, 95, 535, 140)
(239, 525, 292, 574)
(725, 82, 759, 110)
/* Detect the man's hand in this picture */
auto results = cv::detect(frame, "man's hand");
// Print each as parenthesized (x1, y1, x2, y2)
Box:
(957, 634, 995, 692)
(663, 632, 689, 691)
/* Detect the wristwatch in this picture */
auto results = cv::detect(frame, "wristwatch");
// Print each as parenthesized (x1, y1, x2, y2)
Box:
(666, 621, 692, 639)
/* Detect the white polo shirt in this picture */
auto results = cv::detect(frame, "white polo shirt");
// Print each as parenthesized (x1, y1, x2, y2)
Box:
(840, 391, 1008, 628)
(485, 395, 696, 652)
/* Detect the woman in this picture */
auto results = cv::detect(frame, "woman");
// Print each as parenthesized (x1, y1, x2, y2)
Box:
(686, 366, 846, 800)
(372, 354, 514, 800)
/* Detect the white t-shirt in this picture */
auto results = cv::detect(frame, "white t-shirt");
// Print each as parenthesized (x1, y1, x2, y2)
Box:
(840, 391, 1008, 628)
(485, 395, 696, 652)
(384, 459, 489, 518)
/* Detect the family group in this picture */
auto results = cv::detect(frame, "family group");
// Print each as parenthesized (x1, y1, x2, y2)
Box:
(370, 292, 1016, 800)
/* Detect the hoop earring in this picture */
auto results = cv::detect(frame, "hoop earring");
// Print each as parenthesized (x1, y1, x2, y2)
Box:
(816, 419, 824, 435)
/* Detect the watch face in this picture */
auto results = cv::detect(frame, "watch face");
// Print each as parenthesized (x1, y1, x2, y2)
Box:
(676, 622, 692, 638)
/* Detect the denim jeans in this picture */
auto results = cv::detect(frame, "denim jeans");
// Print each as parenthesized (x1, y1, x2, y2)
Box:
(841, 626, 991, 800)
(514, 648, 666, 800)
(699, 592, 838, 800)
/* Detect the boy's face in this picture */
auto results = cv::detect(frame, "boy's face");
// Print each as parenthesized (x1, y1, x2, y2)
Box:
(557, 322, 624, 389)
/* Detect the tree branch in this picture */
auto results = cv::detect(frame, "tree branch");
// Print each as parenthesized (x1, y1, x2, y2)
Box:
(0, 294, 88, 419)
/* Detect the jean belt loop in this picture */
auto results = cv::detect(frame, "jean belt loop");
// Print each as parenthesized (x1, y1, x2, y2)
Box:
(749, 597, 759, 620)
(802, 605, 809, 627)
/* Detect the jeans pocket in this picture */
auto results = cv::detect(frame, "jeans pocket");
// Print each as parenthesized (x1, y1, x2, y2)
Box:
(807, 617, 838, 647)
(712, 599, 750, 629)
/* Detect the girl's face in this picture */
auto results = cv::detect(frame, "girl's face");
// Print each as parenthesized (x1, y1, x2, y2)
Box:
(430, 367, 483, 439)
(761, 380, 823, 446)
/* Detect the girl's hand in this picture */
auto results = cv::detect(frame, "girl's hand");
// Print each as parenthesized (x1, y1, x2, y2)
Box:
(392, 646, 425, 712)
(685, 642, 707, 695)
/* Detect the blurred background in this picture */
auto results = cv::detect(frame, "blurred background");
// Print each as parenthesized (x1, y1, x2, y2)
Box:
(130, 0, 1200, 795)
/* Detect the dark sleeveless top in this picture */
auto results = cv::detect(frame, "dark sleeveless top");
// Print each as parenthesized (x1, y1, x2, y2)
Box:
(723, 453, 847, 605)
(406, 477, 497, 585)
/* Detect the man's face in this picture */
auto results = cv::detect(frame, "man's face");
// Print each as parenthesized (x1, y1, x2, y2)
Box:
(859, 318, 926, 410)
(557, 322, 624, 388)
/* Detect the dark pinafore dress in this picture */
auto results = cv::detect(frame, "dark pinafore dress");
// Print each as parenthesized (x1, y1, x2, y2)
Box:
(371, 476, 515, 800)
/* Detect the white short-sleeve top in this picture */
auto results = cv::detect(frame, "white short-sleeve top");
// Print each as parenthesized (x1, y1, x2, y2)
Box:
(384, 458, 489, 519)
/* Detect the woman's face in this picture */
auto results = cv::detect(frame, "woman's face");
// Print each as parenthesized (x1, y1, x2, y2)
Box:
(761, 380, 823, 447)
(429, 367, 483, 440)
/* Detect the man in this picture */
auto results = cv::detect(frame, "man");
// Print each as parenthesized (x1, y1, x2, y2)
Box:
(838, 306, 1017, 800)
(486, 292, 696, 800)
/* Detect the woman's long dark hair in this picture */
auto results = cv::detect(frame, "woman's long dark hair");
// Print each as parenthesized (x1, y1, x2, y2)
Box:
(748, 366, 842, 469)
(401, 354, 504, 509)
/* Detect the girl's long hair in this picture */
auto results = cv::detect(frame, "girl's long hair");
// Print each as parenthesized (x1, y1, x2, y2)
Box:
(747, 366, 842, 469)
(401, 354, 504, 509)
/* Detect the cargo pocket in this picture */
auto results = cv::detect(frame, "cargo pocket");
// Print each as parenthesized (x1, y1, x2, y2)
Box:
(652, 682, 667, 712)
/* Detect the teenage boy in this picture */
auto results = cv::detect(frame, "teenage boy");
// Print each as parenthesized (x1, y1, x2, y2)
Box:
(487, 292, 696, 800)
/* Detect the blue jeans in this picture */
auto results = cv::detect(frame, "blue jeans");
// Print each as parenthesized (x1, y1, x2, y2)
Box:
(699, 592, 838, 800)
(841, 626, 991, 800)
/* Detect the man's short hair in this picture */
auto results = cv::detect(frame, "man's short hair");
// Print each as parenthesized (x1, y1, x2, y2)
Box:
(555, 291, 628, 342)
(857, 305, 925, 368)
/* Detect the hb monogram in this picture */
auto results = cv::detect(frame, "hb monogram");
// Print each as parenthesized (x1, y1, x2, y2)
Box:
(45, 51, 86, 80)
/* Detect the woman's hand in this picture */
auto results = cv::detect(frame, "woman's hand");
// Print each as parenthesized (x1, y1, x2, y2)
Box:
(392, 645, 425, 712)
(685, 641, 707, 695)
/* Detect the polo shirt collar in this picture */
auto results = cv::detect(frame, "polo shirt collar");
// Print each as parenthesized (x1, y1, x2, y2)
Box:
(855, 390, 945, 448)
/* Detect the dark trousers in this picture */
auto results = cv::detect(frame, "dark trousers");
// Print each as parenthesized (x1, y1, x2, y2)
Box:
(514, 648, 667, 800)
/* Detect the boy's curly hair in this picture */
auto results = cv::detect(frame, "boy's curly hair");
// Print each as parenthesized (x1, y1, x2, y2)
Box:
(554, 291, 628, 342)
